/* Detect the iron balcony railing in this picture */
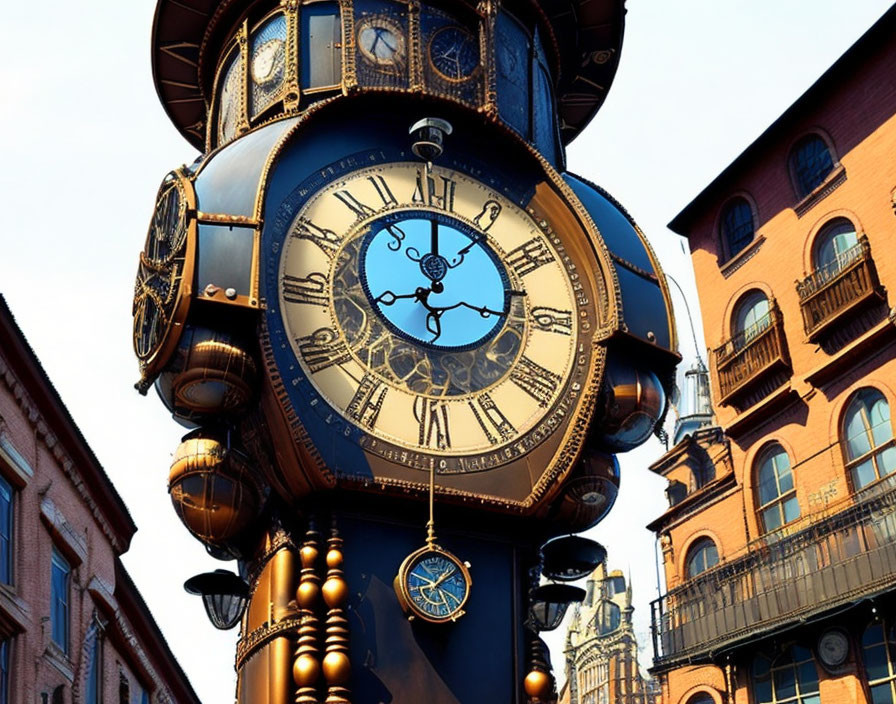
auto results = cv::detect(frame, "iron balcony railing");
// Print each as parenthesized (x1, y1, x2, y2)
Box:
(712, 302, 789, 405)
(796, 236, 882, 340)
(650, 474, 896, 670)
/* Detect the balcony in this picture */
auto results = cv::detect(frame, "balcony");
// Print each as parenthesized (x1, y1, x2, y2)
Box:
(796, 236, 883, 341)
(712, 303, 790, 406)
(650, 475, 896, 671)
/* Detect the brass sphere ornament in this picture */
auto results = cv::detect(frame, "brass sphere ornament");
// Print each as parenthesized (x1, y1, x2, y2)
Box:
(157, 326, 258, 417)
(322, 651, 352, 684)
(296, 580, 320, 609)
(168, 429, 261, 546)
(524, 669, 553, 699)
(293, 654, 320, 687)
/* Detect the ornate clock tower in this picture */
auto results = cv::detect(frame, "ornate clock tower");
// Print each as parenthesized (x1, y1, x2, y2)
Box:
(133, 0, 678, 701)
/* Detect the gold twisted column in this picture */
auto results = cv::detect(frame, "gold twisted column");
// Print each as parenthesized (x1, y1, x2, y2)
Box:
(294, 522, 323, 704)
(321, 519, 351, 704)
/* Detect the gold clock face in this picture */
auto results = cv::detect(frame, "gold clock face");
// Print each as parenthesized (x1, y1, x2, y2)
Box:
(132, 169, 196, 384)
(277, 162, 586, 465)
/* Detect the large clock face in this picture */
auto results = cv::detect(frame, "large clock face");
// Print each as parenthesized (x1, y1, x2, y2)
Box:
(277, 162, 583, 464)
(133, 169, 195, 382)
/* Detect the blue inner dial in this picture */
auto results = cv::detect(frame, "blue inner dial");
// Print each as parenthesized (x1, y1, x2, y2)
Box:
(407, 553, 468, 619)
(360, 211, 513, 350)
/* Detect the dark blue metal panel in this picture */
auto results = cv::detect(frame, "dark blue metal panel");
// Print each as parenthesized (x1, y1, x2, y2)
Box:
(496, 12, 531, 138)
(563, 173, 674, 352)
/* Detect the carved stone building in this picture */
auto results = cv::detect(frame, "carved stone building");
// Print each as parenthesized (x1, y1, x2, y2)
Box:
(0, 294, 200, 704)
(559, 562, 659, 704)
(648, 6, 896, 704)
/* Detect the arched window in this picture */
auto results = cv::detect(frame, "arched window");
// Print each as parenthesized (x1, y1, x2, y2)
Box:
(842, 388, 896, 490)
(813, 217, 860, 279)
(732, 291, 771, 350)
(720, 198, 755, 260)
(862, 621, 896, 702)
(791, 135, 835, 198)
(686, 694, 715, 704)
(756, 444, 800, 533)
(685, 537, 719, 578)
(752, 646, 820, 704)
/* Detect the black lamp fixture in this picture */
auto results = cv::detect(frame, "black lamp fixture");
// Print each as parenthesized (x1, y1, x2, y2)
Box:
(184, 569, 249, 630)
(541, 535, 606, 582)
(529, 584, 586, 631)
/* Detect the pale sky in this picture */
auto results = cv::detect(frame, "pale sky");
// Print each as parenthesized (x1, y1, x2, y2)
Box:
(1, 1, 892, 701)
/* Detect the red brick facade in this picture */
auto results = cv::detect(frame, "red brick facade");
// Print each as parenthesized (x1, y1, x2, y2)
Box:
(649, 8, 896, 704)
(0, 295, 199, 704)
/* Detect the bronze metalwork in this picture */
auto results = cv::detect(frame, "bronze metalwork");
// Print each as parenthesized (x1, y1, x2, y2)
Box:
(322, 520, 351, 703)
(294, 522, 323, 704)
(168, 430, 262, 546)
(133, 168, 197, 391)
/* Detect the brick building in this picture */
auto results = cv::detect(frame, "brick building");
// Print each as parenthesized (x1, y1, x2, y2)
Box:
(559, 563, 659, 704)
(647, 6, 896, 704)
(0, 294, 200, 704)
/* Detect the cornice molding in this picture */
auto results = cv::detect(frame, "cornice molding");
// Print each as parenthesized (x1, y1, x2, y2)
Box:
(0, 355, 125, 553)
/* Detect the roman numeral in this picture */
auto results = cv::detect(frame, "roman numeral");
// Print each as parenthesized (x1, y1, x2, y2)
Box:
(414, 397, 451, 450)
(346, 375, 388, 429)
(530, 306, 573, 335)
(282, 272, 328, 307)
(506, 238, 555, 277)
(367, 174, 398, 208)
(290, 218, 342, 258)
(413, 171, 456, 211)
(473, 199, 502, 232)
(510, 356, 562, 407)
(296, 327, 351, 373)
(468, 393, 515, 445)
(333, 175, 398, 220)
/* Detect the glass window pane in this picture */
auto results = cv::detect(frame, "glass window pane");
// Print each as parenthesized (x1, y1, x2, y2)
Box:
(797, 659, 819, 691)
(879, 447, 896, 476)
(871, 682, 895, 704)
(774, 665, 796, 698)
(871, 398, 893, 447)
(814, 218, 857, 270)
(864, 624, 885, 647)
(853, 459, 877, 490)
(0, 639, 8, 704)
(783, 496, 800, 523)
(792, 135, 834, 197)
(865, 643, 890, 681)
(753, 676, 772, 703)
(722, 199, 755, 258)
(763, 505, 782, 532)
(50, 549, 70, 652)
(0, 476, 11, 585)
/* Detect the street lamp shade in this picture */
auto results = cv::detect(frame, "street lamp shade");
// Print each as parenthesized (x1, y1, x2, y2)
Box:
(541, 536, 606, 581)
(184, 569, 249, 630)
(530, 584, 586, 631)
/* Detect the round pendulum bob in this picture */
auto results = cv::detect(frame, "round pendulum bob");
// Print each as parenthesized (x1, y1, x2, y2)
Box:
(159, 326, 257, 416)
(595, 356, 667, 453)
(168, 428, 262, 549)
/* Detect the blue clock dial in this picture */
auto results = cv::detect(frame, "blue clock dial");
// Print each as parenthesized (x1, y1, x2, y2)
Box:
(429, 26, 478, 81)
(406, 552, 469, 620)
(360, 211, 516, 350)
